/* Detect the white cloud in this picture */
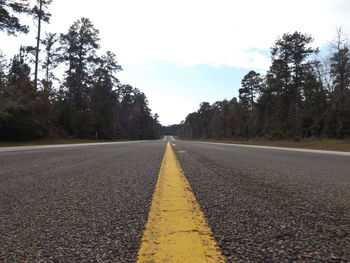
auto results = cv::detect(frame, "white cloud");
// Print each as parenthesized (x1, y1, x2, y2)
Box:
(93, 0, 349, 70)
(2, 0, 349, 69)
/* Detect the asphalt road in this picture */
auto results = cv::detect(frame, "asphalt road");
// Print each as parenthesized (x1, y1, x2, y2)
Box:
(174, 141, 350, 262)
(0, 141, 164, 263)
(1, 139, 350, 262)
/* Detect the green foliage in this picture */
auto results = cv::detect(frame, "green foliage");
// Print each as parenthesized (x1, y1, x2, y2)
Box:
(0, 0, 29, 35)
(90, 51, 121, 139)
(0, 17, 160, 141)
(0, 99, 48, 141)
(239, 70, 262, 110)
(324, 28, 350, 138)
(117, 84, 160, 139)
(0, 47, 48, 140)
(161, 124, 183, 136)
(31, 0, 52, 23)
(182, 31, 350, 140)
(59, 18, 101, 137)
(31, 0, 53, 89)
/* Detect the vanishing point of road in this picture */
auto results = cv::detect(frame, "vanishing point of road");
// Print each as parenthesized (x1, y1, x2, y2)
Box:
(1, 137, 349, 262)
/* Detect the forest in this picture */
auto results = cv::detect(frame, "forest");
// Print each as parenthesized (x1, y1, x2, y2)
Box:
(0, 0, 161, 141)
(179, 30, 350, 140)
(2, 1, 350, 142)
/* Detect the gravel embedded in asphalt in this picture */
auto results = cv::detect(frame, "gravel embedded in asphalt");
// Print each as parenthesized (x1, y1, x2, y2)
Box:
(2, 139, 350, 262)
(0, 141, 165, 263)
(174, 141, 350, 263)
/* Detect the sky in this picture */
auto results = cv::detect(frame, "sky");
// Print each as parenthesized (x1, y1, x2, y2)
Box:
(1, 0, 350, 125)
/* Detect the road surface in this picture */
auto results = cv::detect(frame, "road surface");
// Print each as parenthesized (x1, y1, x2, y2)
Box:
(1, 138, 349, 262)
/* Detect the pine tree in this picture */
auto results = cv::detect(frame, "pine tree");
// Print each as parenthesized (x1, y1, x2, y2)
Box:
(31, 0, 52, 90)
(0, 47, 48, 140)
(91, 51, 121, 139)
(60, 17, 100, 136)
(239, 70, 263, 110)
(41, 32, 59, 91)
(0, 0, 29, 35)
(267, 32, 318, 137)
(326, 28, 350, 137)
(7, 46, 35, 99)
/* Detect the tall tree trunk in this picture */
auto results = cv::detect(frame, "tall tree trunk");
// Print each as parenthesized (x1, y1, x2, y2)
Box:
(34, 0, 43, 90)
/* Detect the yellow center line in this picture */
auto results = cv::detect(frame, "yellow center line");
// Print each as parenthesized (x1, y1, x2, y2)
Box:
(137, 142, 226, 263)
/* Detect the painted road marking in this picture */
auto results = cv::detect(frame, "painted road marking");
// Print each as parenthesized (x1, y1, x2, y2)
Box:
(137, 142, 225, 263)
(195, 141, 350, 156)
(0, 141, 150, 153)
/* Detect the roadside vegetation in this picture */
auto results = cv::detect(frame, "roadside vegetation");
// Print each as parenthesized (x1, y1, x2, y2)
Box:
(175, 30, 350, 141)
(0, 0, 161, 142)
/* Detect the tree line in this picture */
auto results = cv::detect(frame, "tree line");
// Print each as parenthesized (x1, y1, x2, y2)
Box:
(180, 30, 350, 140)
(161, 124, 183, 136)
(0, 0, 160, 141)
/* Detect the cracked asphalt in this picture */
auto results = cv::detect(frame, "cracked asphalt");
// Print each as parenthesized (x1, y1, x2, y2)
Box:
(1, 139, 350, 262)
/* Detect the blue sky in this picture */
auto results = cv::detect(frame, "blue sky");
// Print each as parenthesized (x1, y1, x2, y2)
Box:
(119, 62, 250, 124)
(1, 0, 350, 125)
